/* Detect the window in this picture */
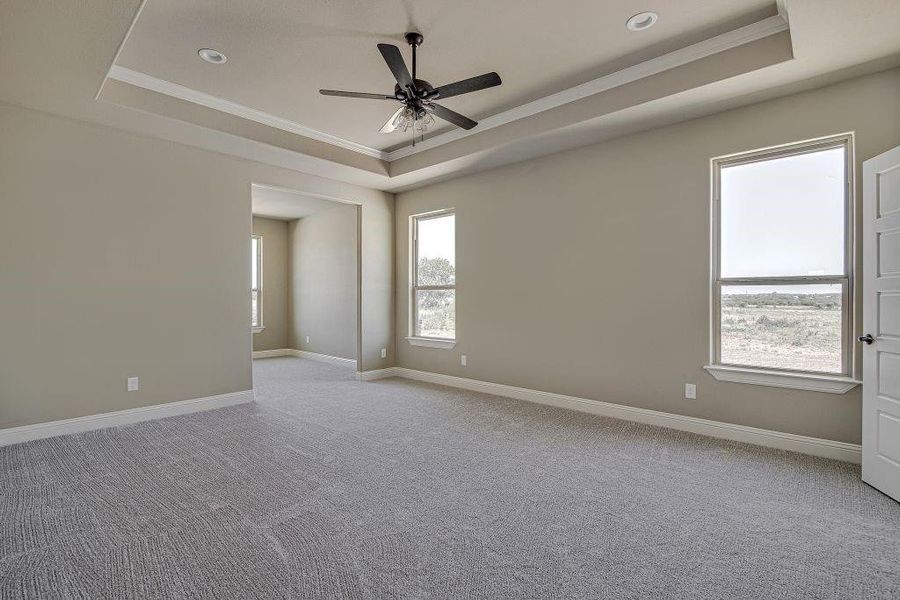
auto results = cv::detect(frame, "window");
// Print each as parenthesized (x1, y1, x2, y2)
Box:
(410, 210, 455, 346)
(710, 135, 853, 381)
(251, 235, 263, 331)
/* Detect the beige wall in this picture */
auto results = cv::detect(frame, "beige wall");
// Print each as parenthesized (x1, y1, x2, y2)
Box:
(252, 217, 289, 352)
(0, 102, 393, 429)
(395, 68, 900, 444)
(288, 205, 358, 360)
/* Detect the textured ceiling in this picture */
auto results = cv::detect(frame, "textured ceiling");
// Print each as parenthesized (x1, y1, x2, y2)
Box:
(114, 0, 774, 151)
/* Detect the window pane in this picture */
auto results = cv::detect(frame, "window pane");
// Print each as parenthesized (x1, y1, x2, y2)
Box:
(721, 147, 845, 277)
(417, 214, 455, 285)
(251, 289, 259, 327)
(251, 237, 259, 288)
(720, 284, 842, 373)
(415, 289, 455, 339)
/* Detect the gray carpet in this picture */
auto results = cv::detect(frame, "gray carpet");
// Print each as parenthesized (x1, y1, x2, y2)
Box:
(1, 357, 899, 599)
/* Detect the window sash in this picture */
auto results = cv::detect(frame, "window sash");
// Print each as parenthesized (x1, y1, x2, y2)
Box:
(710, 134, 854, 377)
(411, 210, 455, 340)
(712, 277, 850, 376)
(252, 235, 262, 328)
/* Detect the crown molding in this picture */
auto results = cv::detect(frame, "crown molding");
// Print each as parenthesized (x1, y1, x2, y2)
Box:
(385, 14, 789, 161)
(105, 13, 787, 166)
(106, 65, 389, 160)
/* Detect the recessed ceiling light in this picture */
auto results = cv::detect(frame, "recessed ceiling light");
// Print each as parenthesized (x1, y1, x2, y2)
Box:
(626, 11, 658, 31)
(198, 48, 227, 64)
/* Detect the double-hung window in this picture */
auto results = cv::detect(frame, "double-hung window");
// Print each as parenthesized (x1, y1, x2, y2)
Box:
(409, 210, 455, 347)
(251, 234, 263, 331)
(709, 135, 854, 384)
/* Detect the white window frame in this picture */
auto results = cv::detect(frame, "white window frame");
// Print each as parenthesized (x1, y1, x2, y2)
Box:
(407, 209, 456, 349)
(252, 234, 264, 333)
(704, 134, 860, 393)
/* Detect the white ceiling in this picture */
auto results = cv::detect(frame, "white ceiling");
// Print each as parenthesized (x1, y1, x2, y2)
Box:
(252, 185, 348, 220)
(114, 0, 774, 152)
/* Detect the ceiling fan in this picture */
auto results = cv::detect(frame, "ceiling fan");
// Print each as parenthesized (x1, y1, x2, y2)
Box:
(319, 32, 501, 139)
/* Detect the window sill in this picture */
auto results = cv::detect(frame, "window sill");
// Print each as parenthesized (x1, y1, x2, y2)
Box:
(703, 365, 860, 394)
(406, 336, 456, 349)
(252, 326, 265, 334)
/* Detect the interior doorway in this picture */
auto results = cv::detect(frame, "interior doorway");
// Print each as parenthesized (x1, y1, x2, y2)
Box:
(248, 183, 362, 372)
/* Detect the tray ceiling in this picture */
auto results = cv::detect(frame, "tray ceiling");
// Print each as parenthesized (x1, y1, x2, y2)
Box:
(113, 0, 774, 152)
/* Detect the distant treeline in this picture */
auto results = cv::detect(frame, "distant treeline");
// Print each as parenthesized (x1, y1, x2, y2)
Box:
(722, 292, 841, 309)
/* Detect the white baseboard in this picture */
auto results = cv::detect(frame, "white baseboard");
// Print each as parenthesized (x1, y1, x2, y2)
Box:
(375, 367, 861, 464)
(253, 348, 357, 368)
(0, 390, 255, 447)
(357, 368, 398, 381)
(293, 350, 356, 368)
(252, 349, 293, 359)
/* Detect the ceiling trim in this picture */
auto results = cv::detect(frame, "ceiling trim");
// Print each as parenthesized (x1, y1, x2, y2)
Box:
(385, 14, 789, 161)
(106, 13, 787, 166)
(107, 65, 390, 160)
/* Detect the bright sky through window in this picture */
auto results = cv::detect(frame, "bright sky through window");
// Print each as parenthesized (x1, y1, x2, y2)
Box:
(720, 147, 844, 279)
(417, 215, 455, 267)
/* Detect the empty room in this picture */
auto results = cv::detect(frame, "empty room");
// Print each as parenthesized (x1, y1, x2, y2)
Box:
(1, 1, 899, 598)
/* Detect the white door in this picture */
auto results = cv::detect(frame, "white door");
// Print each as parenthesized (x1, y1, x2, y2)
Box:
(862, 145, 900, 502)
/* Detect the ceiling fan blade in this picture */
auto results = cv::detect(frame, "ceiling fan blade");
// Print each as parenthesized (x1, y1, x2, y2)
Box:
(319, 89, 395, 100)
(377, 44, 414, 89)
(379, 107, 406, 133)
(434, 72, 501, 100)
(425, 103, 477, 130)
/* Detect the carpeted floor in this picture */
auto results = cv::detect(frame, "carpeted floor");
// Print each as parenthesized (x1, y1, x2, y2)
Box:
(1, 357, 899, 599)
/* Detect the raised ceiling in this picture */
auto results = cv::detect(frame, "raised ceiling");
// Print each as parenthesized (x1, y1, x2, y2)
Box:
(113, 0, 774, 152)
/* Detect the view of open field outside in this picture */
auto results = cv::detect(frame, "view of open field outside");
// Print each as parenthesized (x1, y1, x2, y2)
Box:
(720, 288, 842, 373)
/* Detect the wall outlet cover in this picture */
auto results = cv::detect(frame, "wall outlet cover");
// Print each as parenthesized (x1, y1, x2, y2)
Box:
(127, 376, 139, 392)
(381, 348, 387, 358)
(461, 354, 467, 366)
(685, 383, 697, 399)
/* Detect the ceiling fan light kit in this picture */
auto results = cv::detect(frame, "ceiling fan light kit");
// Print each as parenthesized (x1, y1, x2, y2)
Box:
(319, 32, 502, 146)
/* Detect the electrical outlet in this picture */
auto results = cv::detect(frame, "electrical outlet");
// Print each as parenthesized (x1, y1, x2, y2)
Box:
(127, 377, 139, 392)
(381, 348, 387, 359)
(684, 383, 696, 399)
(305, 336, 310, 344)
(460, 354, 467, 367)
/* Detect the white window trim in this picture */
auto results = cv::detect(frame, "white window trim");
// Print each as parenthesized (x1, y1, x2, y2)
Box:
(409, 209, 456, 347)
(707, 133, 860, 393)
(703, 365, 859, 394)
(405, 336, 457, 349)
(252, 234, 263, 332)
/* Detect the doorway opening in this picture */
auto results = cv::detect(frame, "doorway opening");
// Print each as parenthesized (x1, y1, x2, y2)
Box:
(249, 183, 362, 372)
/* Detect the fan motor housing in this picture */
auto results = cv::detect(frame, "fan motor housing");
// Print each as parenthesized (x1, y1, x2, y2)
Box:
(405, 32, 424, 47)
(395, 79, 434, 100)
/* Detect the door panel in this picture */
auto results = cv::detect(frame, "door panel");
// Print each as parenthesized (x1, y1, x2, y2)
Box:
(878, 229, 900, 276)
(876, 411, 900, 465)
(877, 166, 900, 216)
(878, 292, 900, 336)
